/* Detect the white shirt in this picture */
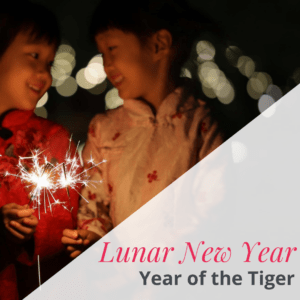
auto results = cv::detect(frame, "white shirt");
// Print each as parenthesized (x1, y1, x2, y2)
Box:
(78, 81, 223, 236)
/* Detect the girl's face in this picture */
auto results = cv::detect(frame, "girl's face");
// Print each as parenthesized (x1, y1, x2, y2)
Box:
(95, 29, 159, 102)
(0, 31, 56, 114)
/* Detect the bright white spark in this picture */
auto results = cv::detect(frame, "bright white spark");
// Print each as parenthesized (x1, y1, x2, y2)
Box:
(4, 138, 106, 217)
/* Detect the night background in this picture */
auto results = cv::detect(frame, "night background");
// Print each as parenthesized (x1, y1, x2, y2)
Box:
(32, 0, 300, 144)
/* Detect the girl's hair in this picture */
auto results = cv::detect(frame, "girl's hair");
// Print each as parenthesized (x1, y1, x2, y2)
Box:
(0, 0, 61, 59)
(90, 0, 221, 79)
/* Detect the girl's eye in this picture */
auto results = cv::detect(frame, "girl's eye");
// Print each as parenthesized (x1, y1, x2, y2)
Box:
(108, 46, 116, 51)
(31, 53, 39, 59)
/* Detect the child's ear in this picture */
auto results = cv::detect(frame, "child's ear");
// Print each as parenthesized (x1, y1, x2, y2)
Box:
(151, 29, 173, 60)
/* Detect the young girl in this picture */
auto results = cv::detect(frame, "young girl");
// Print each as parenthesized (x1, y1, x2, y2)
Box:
(0, 2, 80, 299)
(62, 0, 223, 257)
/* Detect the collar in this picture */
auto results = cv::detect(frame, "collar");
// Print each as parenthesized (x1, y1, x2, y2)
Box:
(122, 78, 197, 121)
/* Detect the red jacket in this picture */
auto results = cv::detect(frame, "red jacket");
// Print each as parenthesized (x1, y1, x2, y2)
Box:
(0, 110, 80, 299)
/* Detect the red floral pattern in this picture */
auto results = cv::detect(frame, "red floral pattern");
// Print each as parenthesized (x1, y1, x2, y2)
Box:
(88, 191, 96, 200)
(147, 170, 158, 183)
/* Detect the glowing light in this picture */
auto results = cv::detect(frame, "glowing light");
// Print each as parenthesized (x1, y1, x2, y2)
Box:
(217, 81, 235, 104)
(247, 72, 269, 100)
(196, 40, 215, 61)
(76, 68, 96, 89)
(105, 88, 124, 110)
(85, 62, 106, 85)
(56, 76, 78, 97)
(34, 107, 48, 119)
(3, 138, 105, 216)
(88, 80, 108, 95)
(266, 84, 282, 101)
(202, 85, 216, 99)
(231, 141, 247, 163)
(237, 56, 255, 78)
(36, 92, 48, 108)
(51, 44, 76, 88)
(258, 94, 276, 117)
(198, 61, 219, 88)
(180, 68, 192, 78)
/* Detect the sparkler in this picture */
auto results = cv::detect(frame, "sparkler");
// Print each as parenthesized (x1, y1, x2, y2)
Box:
(3, 136, 106, 289)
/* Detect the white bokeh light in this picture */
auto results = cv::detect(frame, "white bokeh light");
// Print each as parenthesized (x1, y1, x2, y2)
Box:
(56, 76, 78, 97)
(258, 94, 276, 117)
(36, 92, 48, 108)
(105, 88, 124, 110)
(196, 40, 216, 61)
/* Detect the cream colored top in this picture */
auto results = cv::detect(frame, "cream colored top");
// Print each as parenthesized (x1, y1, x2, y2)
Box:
(78, 82, 223, 236)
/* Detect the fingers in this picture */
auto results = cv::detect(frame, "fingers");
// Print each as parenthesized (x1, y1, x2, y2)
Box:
(62, 229, 79, 240)
(61, 236, 82, 245)
(6, 208, 34, 220)
(22, 216, 38, 227)
(70, 250, 82, 259)
(10, 221, 35, 236)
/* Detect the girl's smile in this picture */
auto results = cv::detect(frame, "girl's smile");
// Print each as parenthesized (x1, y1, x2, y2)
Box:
(0, 31, 56, 115)
(95, 28, 175, 111)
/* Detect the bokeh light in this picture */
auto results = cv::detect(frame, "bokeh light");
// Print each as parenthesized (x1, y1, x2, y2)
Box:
(34, 107, 48, 119)
(198, 62, 235, 104)
(76, 55, 107, 91)
(105, 88, 124, 110)
(246, 72, 270, 100)
(237, 56, 255, 78)
(87, 80, 108, 95)
(56, 76, 78, 97)
(266, 84, 282, 101)
(258, 94, 276, 117)
(52, 43, 76, 88)
(180, 68, 192, 78)
(36, 92, 48, 108)
(196, 40, 216, 61)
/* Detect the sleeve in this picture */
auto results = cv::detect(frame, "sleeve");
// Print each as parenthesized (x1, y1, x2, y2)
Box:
(77, 118, 113, 238)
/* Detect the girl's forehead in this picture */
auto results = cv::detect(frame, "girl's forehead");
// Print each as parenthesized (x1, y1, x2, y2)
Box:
(95, 28, 131, 41)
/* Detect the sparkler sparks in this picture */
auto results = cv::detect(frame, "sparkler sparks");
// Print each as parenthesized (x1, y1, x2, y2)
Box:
(4, 138, 105, 218)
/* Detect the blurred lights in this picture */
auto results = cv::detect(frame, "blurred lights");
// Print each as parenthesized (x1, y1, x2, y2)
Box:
(180, 68, 192, 78)
(56, 76, 78, 97)
(34, 107, 48, 119)
(258, 94, 276, 117)
(36, 92, 48, 108)
(237, 56, 255, 78)
(266, 84, 282, 101)
(198, 62, 235, 104)
(52, 43, 76, 90)
(196, 40, 215, 61)
(105, 88, 124, 110)
(76, 54, 107, 94)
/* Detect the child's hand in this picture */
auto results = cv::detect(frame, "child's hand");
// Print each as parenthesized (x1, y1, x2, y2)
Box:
(0, 203, 38, 244)
(61, 229, 101, 259)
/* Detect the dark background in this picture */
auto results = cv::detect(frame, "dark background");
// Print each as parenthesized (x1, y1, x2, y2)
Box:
(33, 0, 300, 143)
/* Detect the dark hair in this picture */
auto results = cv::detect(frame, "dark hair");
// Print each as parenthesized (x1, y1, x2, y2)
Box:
(90, 0, 221, 79)
(0, 0, 61, 59)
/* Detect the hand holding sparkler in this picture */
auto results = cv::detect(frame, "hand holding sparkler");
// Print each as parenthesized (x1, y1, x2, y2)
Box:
(61, 229, 101, 258)
(0, 203, 38, 244)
